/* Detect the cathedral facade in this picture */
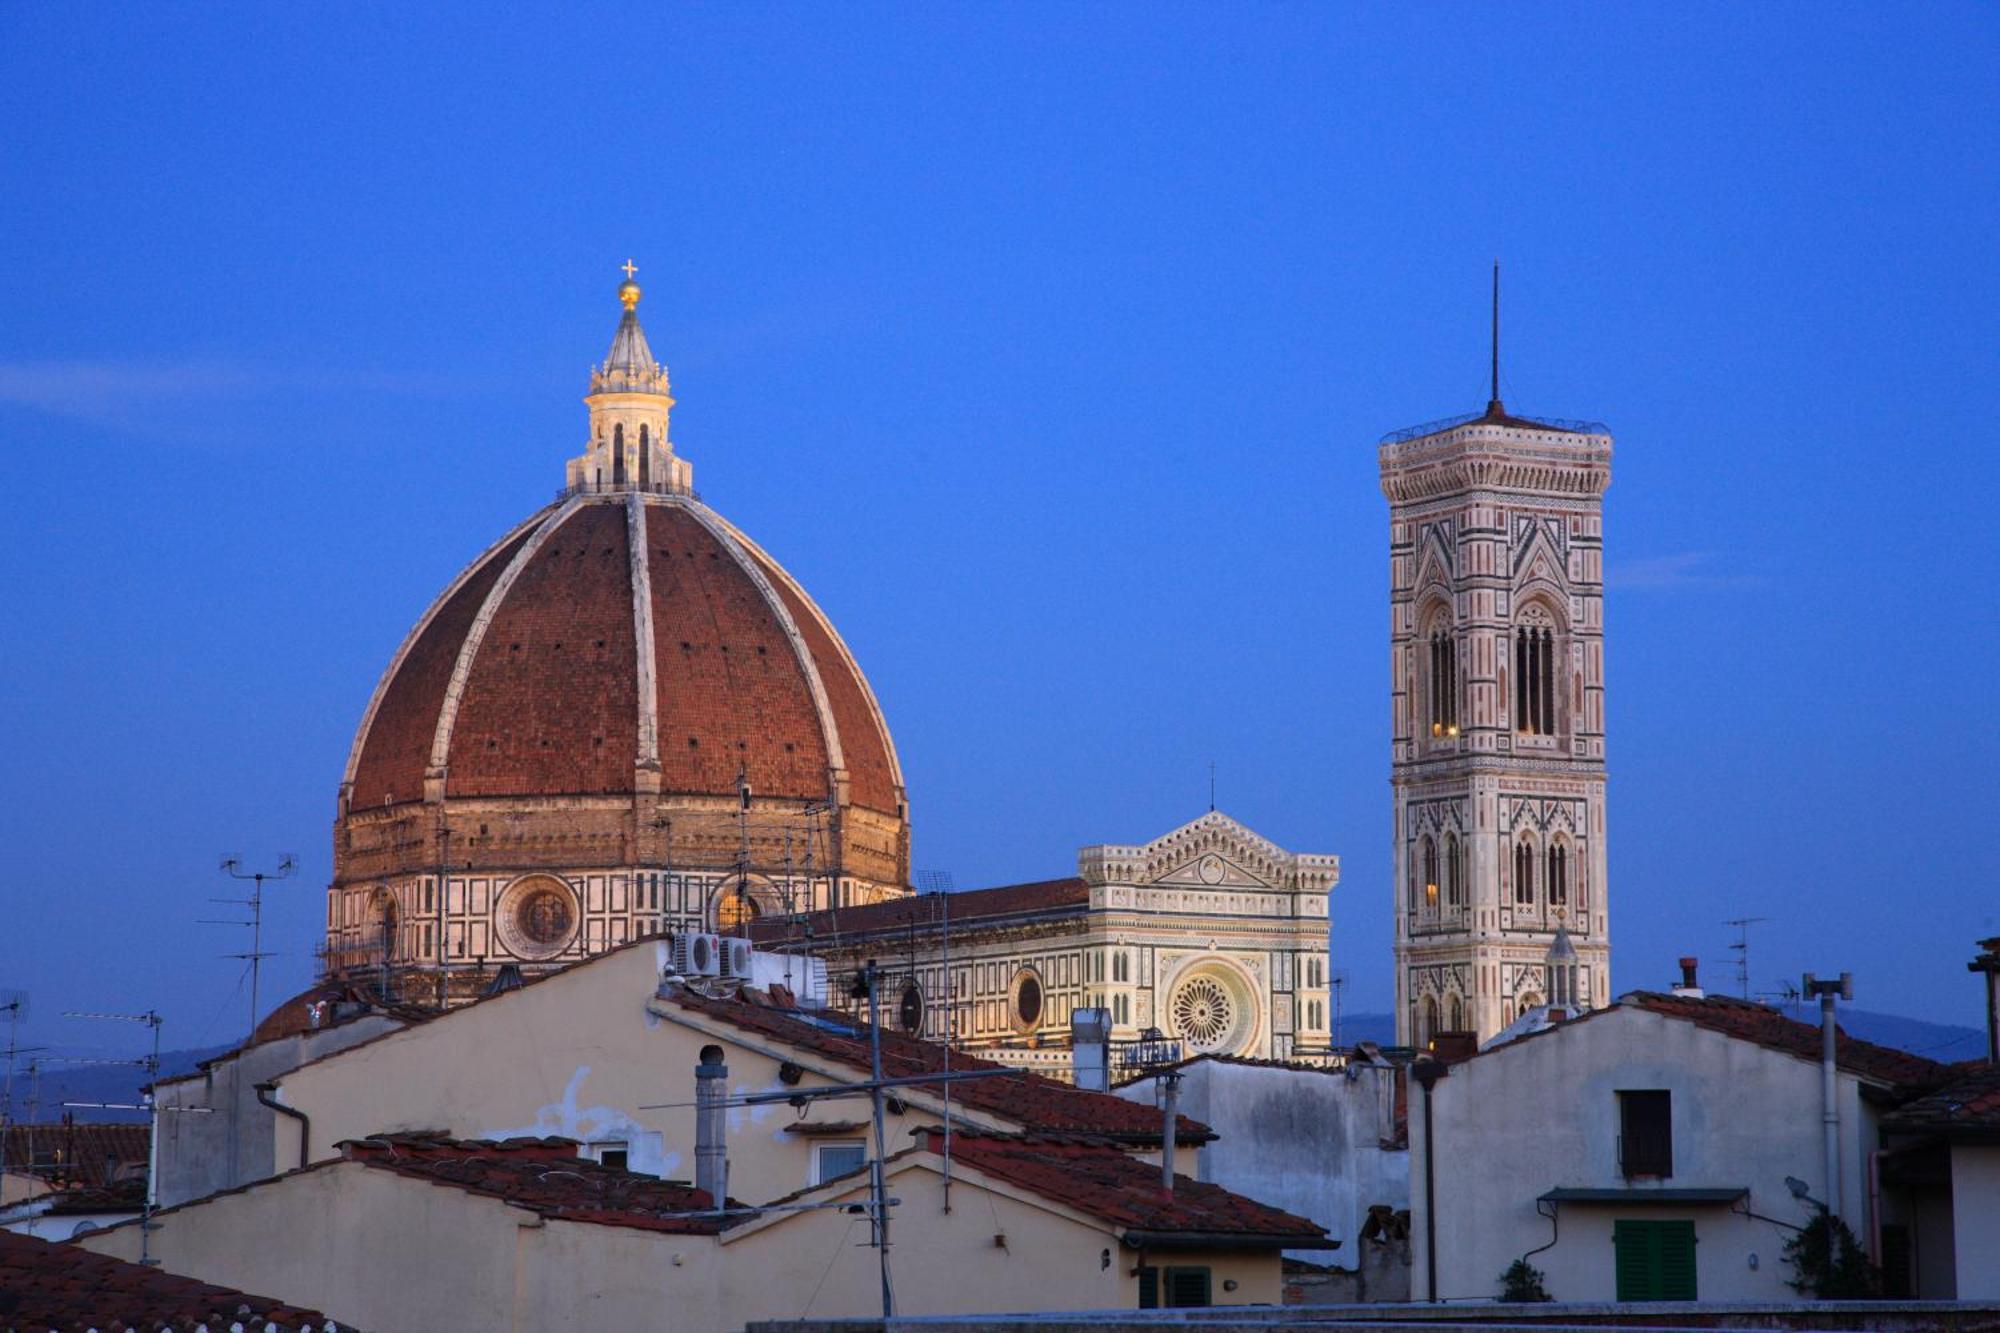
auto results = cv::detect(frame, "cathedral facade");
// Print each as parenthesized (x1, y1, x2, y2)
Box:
(1380, 383, 1613, 1046)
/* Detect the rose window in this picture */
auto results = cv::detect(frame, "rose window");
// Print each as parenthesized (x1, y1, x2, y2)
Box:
(1170, 976, 1235, 1049)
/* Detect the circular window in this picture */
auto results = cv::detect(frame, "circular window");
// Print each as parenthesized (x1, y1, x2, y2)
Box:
(495, 875, 579, 959)
(1010, 968, 1044, 1032)
(1166, 966, 1253, 1053)
(898, 981, 925, 1034)
(716, 885, 761, 932)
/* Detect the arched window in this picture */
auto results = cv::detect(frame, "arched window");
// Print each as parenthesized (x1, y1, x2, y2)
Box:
(1427, 626, 1459, 738)
(1444, 834, 1463, 909)
(1447, 995, 1463, 1031)
(1421, 996, 1439, 1044)
(1421, 837, 1439, 912)
(1514, 613, 1557, 735)
(638, 423, 651, 488)
(1547, 842, 1569, 908)
(612, 423, 627, 486)
(1514, 839, 1536, 908)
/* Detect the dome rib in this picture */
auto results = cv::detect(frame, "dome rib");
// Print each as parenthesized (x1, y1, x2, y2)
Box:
(342, 508, 551, 810)
(625, 491, 662, 780)
(670, 497, 850, 793)
(427, 495, 587, 785)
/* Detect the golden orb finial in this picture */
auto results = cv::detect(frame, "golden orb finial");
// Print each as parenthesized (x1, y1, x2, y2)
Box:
(618, 258, 641, 310)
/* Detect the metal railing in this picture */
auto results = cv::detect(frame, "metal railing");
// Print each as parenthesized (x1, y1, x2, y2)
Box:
(556, 480, 702, 502)
(1378, 410, 1610, 446)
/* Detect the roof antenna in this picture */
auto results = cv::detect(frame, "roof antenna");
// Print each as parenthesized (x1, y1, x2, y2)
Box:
(1488, 259, 1503, 416)
(1208, 761, 1217, 813)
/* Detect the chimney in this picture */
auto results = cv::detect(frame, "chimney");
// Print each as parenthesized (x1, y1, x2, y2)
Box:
(1970, 937, 2000, 1064)
(1070, 1007, 1112, 1093)
(694, 1044, 728, 1211)
(1672, 957, 1704, 999)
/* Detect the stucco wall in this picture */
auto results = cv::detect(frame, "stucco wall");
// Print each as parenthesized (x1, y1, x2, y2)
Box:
(1116, 1059, 1406, 1262)
(154, 1013, 404, 1206)
(273, 943, 1131, 1208)
(1952, 1145, 2000, 1299)
(1412, 1006, 1882, 1302)
(81, 1153, 1282, 1330)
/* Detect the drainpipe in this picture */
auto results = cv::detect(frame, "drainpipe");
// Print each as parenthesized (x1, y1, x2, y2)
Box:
(1803, 972, 1851, 1219)
(695, 1045, 728, 1212)
(254, 1082, 309, 1171)
(1159, 1069, 1182, 1193)
(1412, 1057, 1448, 1301)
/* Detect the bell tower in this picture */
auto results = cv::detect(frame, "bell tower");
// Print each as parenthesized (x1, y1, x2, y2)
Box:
(1380, 270, 1613, 1045)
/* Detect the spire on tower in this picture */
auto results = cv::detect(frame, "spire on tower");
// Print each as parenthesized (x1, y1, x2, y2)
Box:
(1487, 259, 1503, 417)
(569, 262, 689, 496)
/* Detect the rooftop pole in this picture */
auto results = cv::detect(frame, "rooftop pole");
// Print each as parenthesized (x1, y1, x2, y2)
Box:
(1488, 260, 1502, 413)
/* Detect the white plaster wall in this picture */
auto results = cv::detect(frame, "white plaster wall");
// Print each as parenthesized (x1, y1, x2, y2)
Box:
(1952, 1144, 2000, 1298)
(1411, 1005, 1881, 1302)
(1116, 1059, 1406, 1261)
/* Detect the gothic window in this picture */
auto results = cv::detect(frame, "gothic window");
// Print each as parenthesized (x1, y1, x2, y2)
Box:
(1513, 839, 1536, 908)
(1444, 834, 1463, 909)
(1421, 837, 1439, 913)
(613, 423, 627, 486)
(1547, 842, 1569, 908)
(1420, 996, 1439, 1044)
(1514, 612, 1557, 735)
(1447, 995, 1463, 1031)
(1427, 626, 1459, 738)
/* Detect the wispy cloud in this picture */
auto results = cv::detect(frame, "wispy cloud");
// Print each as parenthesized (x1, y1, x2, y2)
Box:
(0, 359, 473, 441)
(1607, 551, 1764, 591)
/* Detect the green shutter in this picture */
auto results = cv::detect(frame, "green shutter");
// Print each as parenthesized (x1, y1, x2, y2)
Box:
(1138, 1266, 1158, 1310)
(1614, 1220, 1696, 1302)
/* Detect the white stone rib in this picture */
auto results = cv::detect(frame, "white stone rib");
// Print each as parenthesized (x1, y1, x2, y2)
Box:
(710, 515, 905, 796)
(672, 498, 850, 788)
(340, 507, 555, 793)
(425, 494, 587, 783)
(626, 490, 660, 774)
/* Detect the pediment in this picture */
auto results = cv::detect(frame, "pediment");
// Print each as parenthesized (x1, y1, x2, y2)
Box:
(1077, 810, 1339, 894)
(1154, 853, 1270, 890)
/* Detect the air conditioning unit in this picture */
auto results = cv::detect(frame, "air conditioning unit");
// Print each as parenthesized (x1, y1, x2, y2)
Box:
(674, 932, 721, 978)
(719, 937, 754, 980)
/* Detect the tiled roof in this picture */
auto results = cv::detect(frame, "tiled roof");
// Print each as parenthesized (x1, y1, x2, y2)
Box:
(920, 1131, 1328, 1246)
(0, 1229, 343, 1331)
(752, 878, 1089, 944)
(340, 1133, 735, 1234)
(2, 1123, 149, 1188)
(1624, 992, 1952, 1091)
(1881, 1062, 2000, 1133)
(668, 990, 1211, 1144)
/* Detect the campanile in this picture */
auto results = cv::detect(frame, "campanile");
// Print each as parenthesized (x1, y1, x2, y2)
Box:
(1380, 286, 1612, 1044)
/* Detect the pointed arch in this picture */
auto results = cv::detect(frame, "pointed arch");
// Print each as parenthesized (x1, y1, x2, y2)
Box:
(1546, 839, 1569, 908)
(612, 423, 627, 486)
(1513, 836, 1537, 908)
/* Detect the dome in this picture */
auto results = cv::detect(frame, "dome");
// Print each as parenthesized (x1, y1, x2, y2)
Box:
(342, 491, 902, 821)
(326, 269, 909, 993)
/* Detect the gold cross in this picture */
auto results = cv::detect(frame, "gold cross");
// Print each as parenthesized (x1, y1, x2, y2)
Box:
(621, 259, 638, 280)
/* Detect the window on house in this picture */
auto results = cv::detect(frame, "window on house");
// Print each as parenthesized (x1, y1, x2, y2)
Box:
(586, 1141, 630, 1172)
(813, 1141, 867, 1185)
(1137, 1265, 1212, 1309)
(1613, 1219, 1696, 1300)
(1618, 1090, 1673, 1178)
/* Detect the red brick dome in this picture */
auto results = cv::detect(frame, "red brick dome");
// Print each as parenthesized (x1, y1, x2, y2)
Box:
(342, 493, 903, 828)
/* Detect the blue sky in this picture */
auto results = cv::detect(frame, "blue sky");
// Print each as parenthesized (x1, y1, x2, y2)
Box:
(2, 4, 1995, 1056)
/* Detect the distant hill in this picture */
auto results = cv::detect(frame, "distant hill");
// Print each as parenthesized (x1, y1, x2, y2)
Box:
(1337, 1004, 1984, 1062)
(8, 1045, 232, 1124)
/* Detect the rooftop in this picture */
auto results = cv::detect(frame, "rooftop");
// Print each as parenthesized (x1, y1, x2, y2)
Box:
(919, 1131, 1331, 1248)
(1624, 992, 1952, 1091)
(753, 878, 1090, 944)
(2, 1122, 149, 1188)
(1881, 1062, 2000, 1135)
(340, 1133, 734, 1234)
(0, 1228, 344, 1331)
(668, 988, 1212, 1144)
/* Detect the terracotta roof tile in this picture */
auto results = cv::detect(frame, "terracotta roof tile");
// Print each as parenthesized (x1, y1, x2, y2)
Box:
(753, 879, 1089, 945)
(2, 1123, 149, 1188)
(340, 1133, 734, 1233)
(1625, 992, 1952, 1091)
(0, 1229, 343, 1330)
(1882, 1062, 2000, 1133)
(920, 1131, 1327, 1244)
(669, 990, 1210, 1144)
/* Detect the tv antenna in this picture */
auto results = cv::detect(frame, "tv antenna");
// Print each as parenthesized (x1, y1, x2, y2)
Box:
(209, 855, 297, 1042)
(0, 990, 33, 1131)
(1725, 917, 1769, 1000)
(1331, 969, 1350, 1051)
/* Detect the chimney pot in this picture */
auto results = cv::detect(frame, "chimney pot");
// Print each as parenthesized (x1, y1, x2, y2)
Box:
(1679, 957, 1699, 990)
